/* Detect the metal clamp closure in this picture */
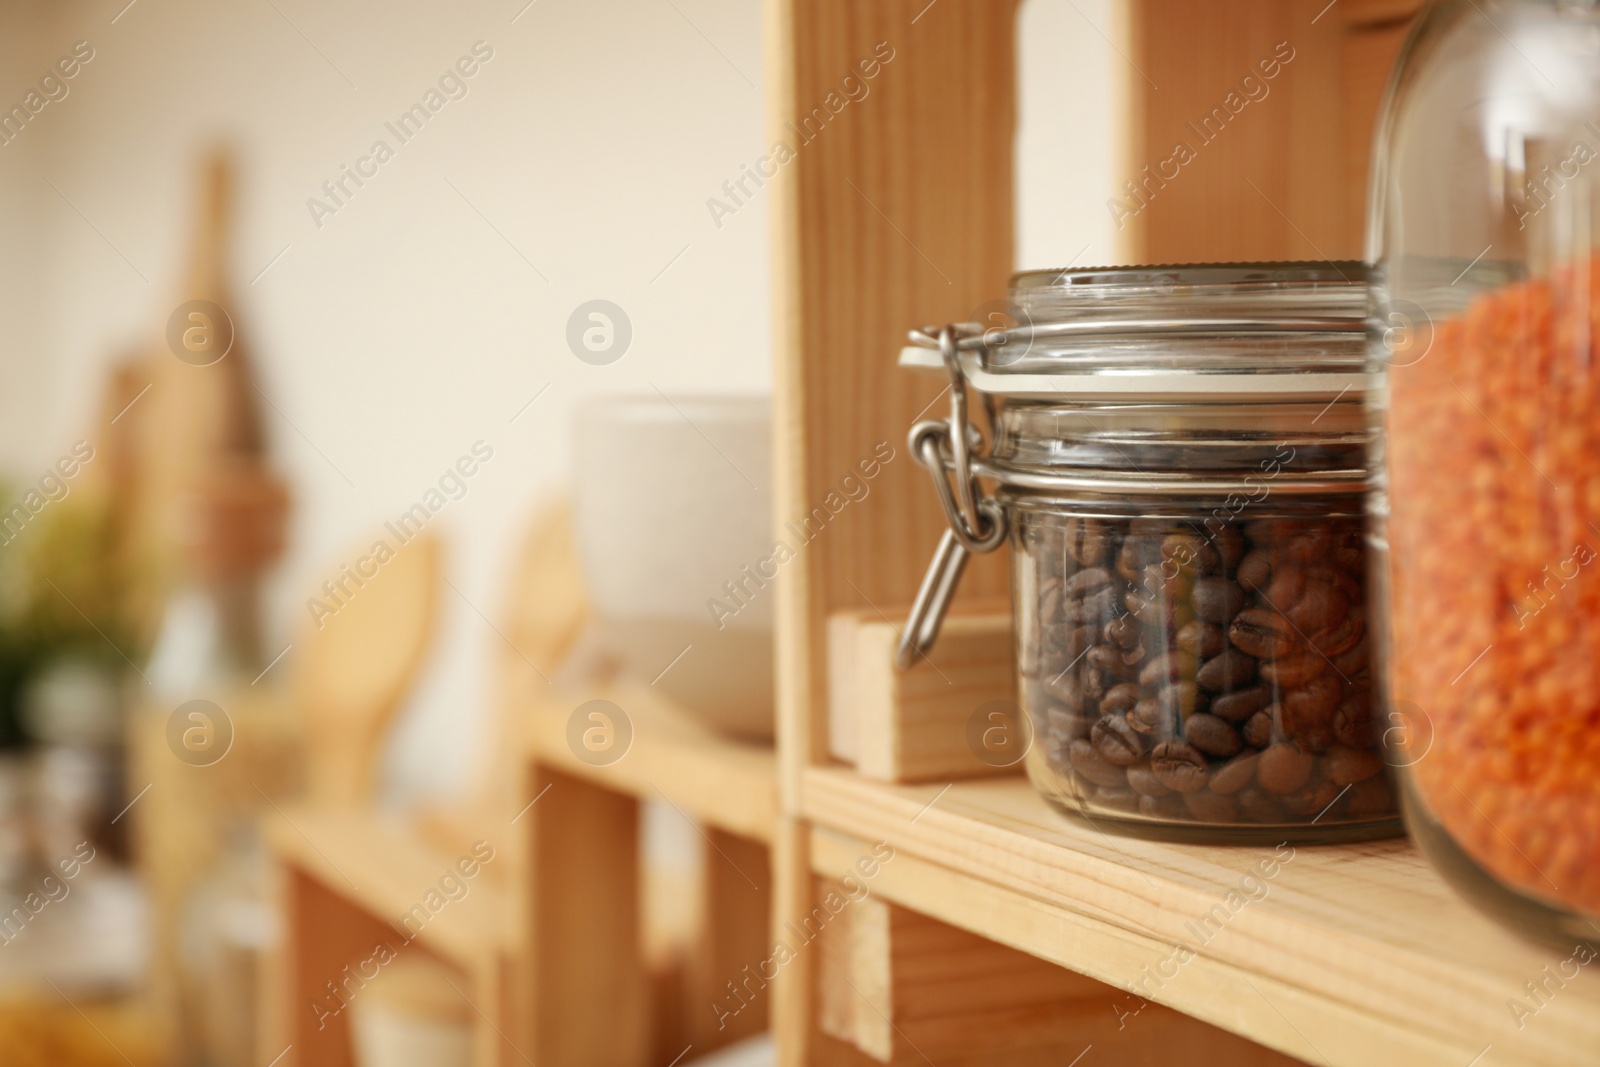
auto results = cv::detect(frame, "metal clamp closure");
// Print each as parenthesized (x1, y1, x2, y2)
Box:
(897, 324, 1008, 671)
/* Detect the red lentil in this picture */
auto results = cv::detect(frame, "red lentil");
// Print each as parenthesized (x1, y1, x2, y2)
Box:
(1388, 253, 1600, 913)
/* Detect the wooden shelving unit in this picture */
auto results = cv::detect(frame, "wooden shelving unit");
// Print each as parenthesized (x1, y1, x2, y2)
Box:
(266, 2, 1600, 1065)
(764, 1, 1600, 1065)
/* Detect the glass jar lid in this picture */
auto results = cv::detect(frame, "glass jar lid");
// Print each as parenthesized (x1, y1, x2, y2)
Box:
(900, 261, 1369, 402)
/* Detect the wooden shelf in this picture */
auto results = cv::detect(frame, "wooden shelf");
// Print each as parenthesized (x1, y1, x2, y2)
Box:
(802, 768, 1599, 1067)
(516, 682, 778, 843)
(263, 807, 509, 967)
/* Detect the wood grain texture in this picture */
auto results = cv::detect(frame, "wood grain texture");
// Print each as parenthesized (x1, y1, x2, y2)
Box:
(685, 829, 774, 1051)
(277, 867, 466, 1067)
(262, 808, 509, 969)
(1340, 0, 1424, 28)
(1126, 0, 1355, 263)
(827, 606, 1018, 781)
(767, 0, 1020, 800)
(805, 773, 1600, 1067)
(815, 876, 1301, 1066)
(521, 765, 649, 1067)
(1341, 19, 1412, 252)
(518, 683, 777, 843)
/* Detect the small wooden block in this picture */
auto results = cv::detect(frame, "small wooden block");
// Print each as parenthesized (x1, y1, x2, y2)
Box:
(827, 606, 1017, 782)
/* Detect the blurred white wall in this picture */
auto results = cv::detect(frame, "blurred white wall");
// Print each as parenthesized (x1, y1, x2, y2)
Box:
(1017, 0, 1125, 269)
(0, 0, 1118, 800)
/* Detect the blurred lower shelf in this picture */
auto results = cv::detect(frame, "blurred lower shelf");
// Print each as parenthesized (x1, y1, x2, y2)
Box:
(517, 683, 778, 844)
(802, 767, 1599, 1067)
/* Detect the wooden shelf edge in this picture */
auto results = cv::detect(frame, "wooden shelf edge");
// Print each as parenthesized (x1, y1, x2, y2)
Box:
(518, 683, 779, 844)
(800, 768, 1600, 1067)
(263, 808, 508, 966)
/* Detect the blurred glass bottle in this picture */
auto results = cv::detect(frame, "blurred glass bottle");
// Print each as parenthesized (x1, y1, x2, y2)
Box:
(143, 151, 289, 698)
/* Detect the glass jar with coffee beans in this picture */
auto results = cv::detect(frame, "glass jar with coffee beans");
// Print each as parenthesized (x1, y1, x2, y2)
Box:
(899, 263, 1400, 843)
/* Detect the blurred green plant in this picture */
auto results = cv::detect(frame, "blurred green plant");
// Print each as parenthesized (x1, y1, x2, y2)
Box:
(0, 486, 143, 748)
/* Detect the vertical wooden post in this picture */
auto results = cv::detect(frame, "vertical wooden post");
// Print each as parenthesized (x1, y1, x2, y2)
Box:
(685, 830, 773, 1050)
(766, 1, 1021, 1062)
(522, 765, 649, 1067)
(1123, 0, 1398, 263)
(280, 868, 406, 1067)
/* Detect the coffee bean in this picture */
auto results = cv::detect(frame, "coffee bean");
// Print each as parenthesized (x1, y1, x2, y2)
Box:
(1237, 786, 1287, 823)
(1277, 527, 1335, 564)
(1329, 635, 1369, 674)
(1161, 532, 1219, 574)
(1310, 614, 1365, 658)
(1331, 693, 1375, 748)
(1286, 576, 1348, 632)
(1067, 585, 1119, 624)
(1325, 564, 1364, 607)
(1237, 550, 1274, 592)
(1229, 608, 1298, 659)
(1243, 518, 1297, 546)
(1332, 528, 1364, 571)
(1131, 697, 1174, 735)
(1162, 680, 1202, 716)
(1106, 614, 1141, 650)
(1087, 643, 1137, 680)
(1280, 675, 1342, 739)
(1092, 714, 1147, 766)
(1139, 793, 1187, 819)
(1210, 525, 1245, 574)
(1242, 709, 1275, 749)
(1142, 562, 1195, 598)
(1344, 775, 1394, 818)
(1053, 624, 1095, 662)
(1175, 619, 1226, 658)
(1068, 739, 1128, 788)
(1139, 651, 1197, 688)
(1045, 707, 1093, 743)
(1064, 518, 1112, 566)
(1123, 588, 1160, 627)
(1183, 790, 1240, 823)
(1065, 567, 1113, 598)
(1260, 653, 1327, 688)
(1046, 670, 1104, 713)
(1151, 740, 1210, 793)
(1264, 562, 1308, 610)
(1101, 682, 1140, 717)
(1211, 685, 1271, 723)
(1094, 785, 1141, 811)
(1282, 779, 1343, 818)
(1209, 751, 1260, 794)
(1126, 760, 1172, 797)
(1197, 649, 1257, 691)
(1117, 537, 1159, 582)
(1185, 712, 1242, 757)
(1193, 576, 1246, 623)
(1257, 742, 1315, 794)
(1325, 745, 1382, 785)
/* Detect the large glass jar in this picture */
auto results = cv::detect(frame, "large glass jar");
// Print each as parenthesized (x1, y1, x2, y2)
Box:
(1369, 0, 1600, 941)
(901, 264, 1401, 842)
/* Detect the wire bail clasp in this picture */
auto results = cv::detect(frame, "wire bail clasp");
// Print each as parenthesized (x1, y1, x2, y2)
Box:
(896, 325, 1007, 670)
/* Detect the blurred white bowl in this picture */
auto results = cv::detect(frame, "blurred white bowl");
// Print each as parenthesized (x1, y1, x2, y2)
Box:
(574, 394, 773, 739)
